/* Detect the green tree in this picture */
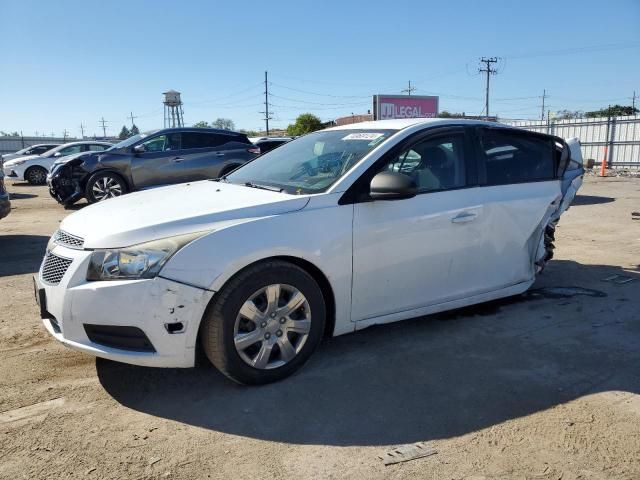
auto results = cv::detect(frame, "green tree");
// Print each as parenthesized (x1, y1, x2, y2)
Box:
(438, 111, 465, 118)
(554, 110, 584, 120)
(212, 118, 235, 130)
(286, 113, 323, 136)
(130, 124, 140, 136)
(239, 129, 259, 136)
(585, 105, 639, 118)
(193, 121, 210, 128)
(118, 125, 130, 139)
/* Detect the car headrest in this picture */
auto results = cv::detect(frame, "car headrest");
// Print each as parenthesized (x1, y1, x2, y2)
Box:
(416, 146, 448, 168)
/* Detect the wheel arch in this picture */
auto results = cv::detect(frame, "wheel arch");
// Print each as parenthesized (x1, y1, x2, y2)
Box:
(201, 255, 337, 339)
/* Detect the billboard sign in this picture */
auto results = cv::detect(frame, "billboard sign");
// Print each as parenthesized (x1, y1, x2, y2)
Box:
(373, 94, 439, 120)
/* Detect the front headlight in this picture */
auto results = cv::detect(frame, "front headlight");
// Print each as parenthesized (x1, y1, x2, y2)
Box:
(11, 159, 27, 166)
(86, 232, 205, 281)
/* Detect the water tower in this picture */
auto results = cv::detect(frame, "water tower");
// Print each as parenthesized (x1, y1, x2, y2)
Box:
(163, 89, 184, 128)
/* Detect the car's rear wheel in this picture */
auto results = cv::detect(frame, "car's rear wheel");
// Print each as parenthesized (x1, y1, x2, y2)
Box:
(25, 166, 48, 185)
(85, 171, 128, 204)
(200, 260, 326, 385)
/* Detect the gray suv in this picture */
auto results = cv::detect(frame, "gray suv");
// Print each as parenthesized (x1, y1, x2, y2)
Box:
(48, 128, 259, 205)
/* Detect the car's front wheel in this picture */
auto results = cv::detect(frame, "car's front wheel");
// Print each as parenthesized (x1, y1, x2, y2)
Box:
(25, 166, 48, 185)
(85, 171, 128, 203)
(200, 260, 326, 385)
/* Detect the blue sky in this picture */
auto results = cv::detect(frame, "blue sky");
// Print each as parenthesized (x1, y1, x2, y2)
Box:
(1, 0, 639, 136)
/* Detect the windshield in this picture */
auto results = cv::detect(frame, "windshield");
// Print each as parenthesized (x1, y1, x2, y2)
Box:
(106, 131, 157, 151)
(226, 129, 396, 194)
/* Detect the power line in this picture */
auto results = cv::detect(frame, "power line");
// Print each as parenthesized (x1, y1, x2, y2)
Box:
(127, 111, 138, 128)
(479, 57, 499, 119)
(99, 117, 108, 138)
(259, 71, 273, 135)
(401, 80, 416, 96)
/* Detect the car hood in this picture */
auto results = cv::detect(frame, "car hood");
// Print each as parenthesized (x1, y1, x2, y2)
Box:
(52, 151, 94, 167)
(3, 154, 41, 166)
(60, 180, 310, 248)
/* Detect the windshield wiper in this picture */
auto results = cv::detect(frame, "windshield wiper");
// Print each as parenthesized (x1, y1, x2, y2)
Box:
(244, 181, 283, 192)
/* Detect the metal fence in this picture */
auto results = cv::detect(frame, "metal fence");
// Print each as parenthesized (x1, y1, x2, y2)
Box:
(0, 136, 77, 155)
(506, 115, 640, 169)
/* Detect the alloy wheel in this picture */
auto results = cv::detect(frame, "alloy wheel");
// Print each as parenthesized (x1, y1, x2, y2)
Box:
(92, 176, 123, 201)
(28, 168, 47, 185)
(233, 283, 312, 370)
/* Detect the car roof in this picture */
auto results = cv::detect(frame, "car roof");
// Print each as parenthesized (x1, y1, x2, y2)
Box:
(154, 127, 246, 136)
(254, 137, 292, 142)
(324, 118, 510, 131)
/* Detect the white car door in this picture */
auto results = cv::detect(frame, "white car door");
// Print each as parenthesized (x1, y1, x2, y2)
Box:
(350, 127, 490, 322)
(472, 126, 565, 288)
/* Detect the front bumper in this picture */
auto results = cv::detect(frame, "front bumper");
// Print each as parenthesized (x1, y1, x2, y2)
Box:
(36, 244, 215, 368)
(2, 166, 19, 178)
(48, 163, 84, 205)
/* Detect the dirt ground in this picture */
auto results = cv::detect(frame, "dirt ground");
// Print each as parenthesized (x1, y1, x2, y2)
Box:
(0, 176, 639, 480)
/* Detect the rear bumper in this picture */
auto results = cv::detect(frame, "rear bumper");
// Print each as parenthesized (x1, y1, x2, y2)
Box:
(36, 244, 215, 368)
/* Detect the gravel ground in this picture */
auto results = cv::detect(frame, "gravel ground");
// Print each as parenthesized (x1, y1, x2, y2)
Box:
(0, 176, 639, 480)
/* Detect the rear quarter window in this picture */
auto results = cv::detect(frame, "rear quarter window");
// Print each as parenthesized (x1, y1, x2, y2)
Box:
(479, 128, 555, 185)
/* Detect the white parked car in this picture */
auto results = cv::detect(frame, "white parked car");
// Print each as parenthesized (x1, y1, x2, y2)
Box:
(1, 143, 60, 163)
(35, 119, 584, 384)
(3, 141, 112, 185)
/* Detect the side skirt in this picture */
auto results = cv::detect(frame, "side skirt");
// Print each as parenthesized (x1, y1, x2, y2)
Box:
(353, 279, 534, 332)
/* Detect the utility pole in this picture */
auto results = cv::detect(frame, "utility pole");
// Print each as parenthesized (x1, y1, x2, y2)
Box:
(632, 91, 637, 110)
(127, 111, 138, 128)
(540, 89, 547, 121)
(479, 57, 498, 119)
(401, 80, 416, 96)
(260, 71, 272, 135)
(63, 129, 69, 142)
(99, 117, 108, 138)
(79, 123, 85, 138)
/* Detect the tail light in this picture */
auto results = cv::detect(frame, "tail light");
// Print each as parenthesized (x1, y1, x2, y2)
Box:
(247, 147, 261, 155)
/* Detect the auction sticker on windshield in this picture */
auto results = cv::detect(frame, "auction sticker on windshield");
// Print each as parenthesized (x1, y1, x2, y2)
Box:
(342, 133, 385, 141)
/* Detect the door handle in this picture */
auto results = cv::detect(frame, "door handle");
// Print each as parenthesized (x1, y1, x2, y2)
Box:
(171, 157, 184, 163)
(215, 152, 225, 157)
(451, 212, 478, 224)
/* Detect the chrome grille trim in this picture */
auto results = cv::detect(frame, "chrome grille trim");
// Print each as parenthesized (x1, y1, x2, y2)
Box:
(54, 230, 84, 250)
(41, 252, 73, 285)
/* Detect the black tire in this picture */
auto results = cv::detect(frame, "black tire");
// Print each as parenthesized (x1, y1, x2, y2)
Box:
(25, 166, 48, 185)
(84, 171, 128, 204)
(218, 164, 241, 178)
(200, 260, 326, 385)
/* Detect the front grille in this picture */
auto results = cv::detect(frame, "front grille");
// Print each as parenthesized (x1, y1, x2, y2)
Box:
(41, 252, 73, 285)
(54, 230, 84, 249)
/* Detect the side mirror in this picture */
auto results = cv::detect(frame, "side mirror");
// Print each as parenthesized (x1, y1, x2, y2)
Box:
(369, 171, 417, 201)
(133, 144, 146, 154)
(53, 152, 62, 157)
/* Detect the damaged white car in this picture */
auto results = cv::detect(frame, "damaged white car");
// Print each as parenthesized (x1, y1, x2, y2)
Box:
(35, 119, 583, 384)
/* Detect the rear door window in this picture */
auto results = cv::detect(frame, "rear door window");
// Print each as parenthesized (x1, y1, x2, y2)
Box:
(88, 144, 109, 151)
(181, 132, 234, 149)
(479, 128, 555, 185)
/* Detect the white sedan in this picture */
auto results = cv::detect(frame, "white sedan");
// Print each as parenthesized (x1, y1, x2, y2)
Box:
(35, 119, 584, 384)
(3, 141, 112, 185)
